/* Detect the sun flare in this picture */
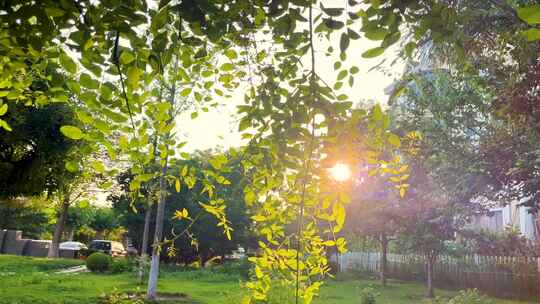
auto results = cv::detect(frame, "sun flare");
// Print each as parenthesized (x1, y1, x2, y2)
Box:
(329, 163, 351, 182)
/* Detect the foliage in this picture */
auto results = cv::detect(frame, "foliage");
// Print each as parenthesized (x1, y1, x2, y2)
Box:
(86, 252, 112, 273)
(0, 198, 53, 239)
(460, 228, 540, 258)
(110, 258, 134, 274)
(210, 258, 253, 280)
(359, 286, 379, 304)
(100, 289, 144, 304)
(446, 289, 494, 304)
(0, 103, 80, 198)
(88, 207, 119, 236)
(111, 150, 254, 265)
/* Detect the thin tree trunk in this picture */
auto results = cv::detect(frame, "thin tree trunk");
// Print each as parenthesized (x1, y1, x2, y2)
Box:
(138, 204, 152, 284)
(48, 199, 70, 258)
(380, 234, 388, 286)
(141, 204, 152, 256)
(425, 254, 435, 298)
(147, 158, 168, 300)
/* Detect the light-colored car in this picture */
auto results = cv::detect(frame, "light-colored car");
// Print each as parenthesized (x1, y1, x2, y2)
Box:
(59, 241, 88, 251)
(89, 240, 126, 257)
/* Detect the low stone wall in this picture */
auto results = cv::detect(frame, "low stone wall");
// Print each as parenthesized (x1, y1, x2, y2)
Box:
(0, 229, 82, 259)
(25, 240, 51, 257)
(0, 229, 6, 252)
(2, 230, 25, 255)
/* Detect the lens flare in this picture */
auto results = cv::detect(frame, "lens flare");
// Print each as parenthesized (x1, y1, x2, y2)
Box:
(329, 163, 351, 182)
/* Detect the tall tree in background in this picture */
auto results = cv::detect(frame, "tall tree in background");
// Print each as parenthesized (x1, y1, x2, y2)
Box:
(0, 103, 78, 197)
(346, 177, 403, 286)
(111, 149, 253, 266)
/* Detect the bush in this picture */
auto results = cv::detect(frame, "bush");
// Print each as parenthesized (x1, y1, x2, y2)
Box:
(86, 252, 112, 272)
(110, 258, 134, 274)
(359, 286, 379, 304)
(211, 258, 252, 279)
(447, 289, 493, 304)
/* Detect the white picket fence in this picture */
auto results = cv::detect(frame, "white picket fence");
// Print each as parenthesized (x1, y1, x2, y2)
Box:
(331, 252, 540, 300)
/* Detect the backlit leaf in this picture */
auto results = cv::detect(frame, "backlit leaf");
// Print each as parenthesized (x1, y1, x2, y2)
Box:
(60, 125, 84, 140)
(361, 47, 385, 58)
(517, 5, 540, 24)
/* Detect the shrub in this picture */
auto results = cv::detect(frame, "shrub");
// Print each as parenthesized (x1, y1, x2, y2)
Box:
(211, 258, 252, 279)
(86, 252, 112, 272)
(447, 289, 493, 304)
(110, 258, 133, 274)
(359, 286, 379, 304)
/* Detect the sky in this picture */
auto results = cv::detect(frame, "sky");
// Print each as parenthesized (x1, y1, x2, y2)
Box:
(176, 34, 404, 152)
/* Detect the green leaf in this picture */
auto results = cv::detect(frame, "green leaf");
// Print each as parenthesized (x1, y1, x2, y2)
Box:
(238, 117, 251, 131)
(321, 5, 343, 17)
(372, 104, 383, 121)
(361, 47, 385, 58)
(0, 104, 7, 116)
(220, 63, 234, 71)
(339, 32, 350, 53)
(175, 178, 181, 192)
(337, 70, 347, 81)
(0, 119, 12, 131)
(60, 125, 84, 140)
(65, 161, 79, 173)
(127, 67, 141, 89)
(323, 18, 344, 30)
(521, 28, 540, 41)
(244, 190, 256, 204)
(350, 66, 359, 74)
(119, 51, 135, 65)
(224, 49, 238, 59)
(517, 5, 540, 25)
(180, 88, 192, 97)
(92, 161, 105, 173)
(60, 53, 77, 74)
(152, 6, 169, 30)
(191, 112, 198, 119)
(364, 28, 387, 41)
(347, 29, 360, 40)
(45, 7, 65, 17)
(80, 74, 99, 89)
(387, 133, 401, 147)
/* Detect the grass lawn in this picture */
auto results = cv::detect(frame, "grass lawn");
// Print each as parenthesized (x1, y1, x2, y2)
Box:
(0, 255, 536, 304)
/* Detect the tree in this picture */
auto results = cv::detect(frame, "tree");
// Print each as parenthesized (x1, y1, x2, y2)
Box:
(0, 103, 79, 198)
(88, 207, 118, 240)
(111, 150, 253, 266)
(397, 166, 465, 298)
(346, 177, 403, 286)
(0, 198, 53, 239)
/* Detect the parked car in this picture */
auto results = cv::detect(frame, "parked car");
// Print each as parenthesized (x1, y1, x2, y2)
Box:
(88, 240, 126, 257)
(59, 241, 88, 258)
(59, 241, 88, 251)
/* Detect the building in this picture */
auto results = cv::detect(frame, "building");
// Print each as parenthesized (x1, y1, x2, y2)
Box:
(472, 198, 540, 243)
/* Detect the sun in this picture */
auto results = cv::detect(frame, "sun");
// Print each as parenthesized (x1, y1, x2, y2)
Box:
(329, 163, 351, 182)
